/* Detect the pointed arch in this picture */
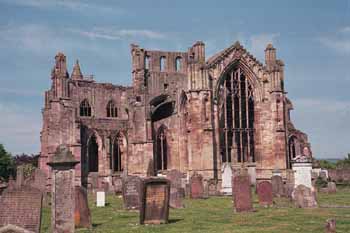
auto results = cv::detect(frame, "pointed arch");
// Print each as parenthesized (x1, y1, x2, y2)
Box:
(175, 56, 182, 72)
(156, 125, 168, 171)
(80, 99, 91, 117)
(110, 132, 127, 172)
(106, 100, 118, 118)
(87, 134, 98, 172)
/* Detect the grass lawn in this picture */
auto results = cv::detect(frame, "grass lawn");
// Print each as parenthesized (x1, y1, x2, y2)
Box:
(41, 187, 350, 233)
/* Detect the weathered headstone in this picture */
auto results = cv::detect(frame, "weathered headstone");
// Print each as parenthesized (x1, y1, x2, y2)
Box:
(140, 177, 170, 225)
(247, 164, 257, 185)
(232, 174, 253, 212)
(207, 179, 218, 196)
(284, 170, 295, 198)
(271, 175, 284, 197)
(166, 170, 184, 208)
(327, 182, 337, 194)
(0, 224, 35, 233)
(292, 156, 313, 189)
(47, 145, 80, 233)
(190, 173, 204, 199)
(122, 176, 142, 210)
(325, 219, 336, 233)
(74, 186, 92, 229)
(292, 184, 317, 208)
(257, 181, 273, 207)
(0, 186, 42, 233)
(96, 191, 105, 207)
(221, 163, 233, 195)
(112, 176, 123, 194)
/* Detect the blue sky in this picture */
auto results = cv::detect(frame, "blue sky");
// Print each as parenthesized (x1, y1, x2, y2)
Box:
(0, 0, 349, 159)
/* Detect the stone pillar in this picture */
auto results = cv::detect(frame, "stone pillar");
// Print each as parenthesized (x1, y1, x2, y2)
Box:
(47, 145, 80, 233)
(292, 158, 312, 189)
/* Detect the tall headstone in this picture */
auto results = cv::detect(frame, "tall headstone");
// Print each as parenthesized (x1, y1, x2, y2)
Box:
(257, 181, 273, 207)
(327, 182, 337, 194)
(47, 145, 79, 233)
(140, 177, 170, 225)
(96, 191, 105, 207)
(122, 176, 142, 210)
(292, 155, 313, 189)
(221, 163, 232, 195)
(292, 184, 317, 208)
(232, 174, 253, 212)
(0, 186, 42, 233)
(190, 173, 204, 199)
(271, 175, 284, 197)
(166, 169, 184, 208)
(74, 186, 92, 229)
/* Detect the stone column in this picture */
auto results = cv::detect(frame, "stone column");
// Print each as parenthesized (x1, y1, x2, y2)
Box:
(47, 145, 80, 233)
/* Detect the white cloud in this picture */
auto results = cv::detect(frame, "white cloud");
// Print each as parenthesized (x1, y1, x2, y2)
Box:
(0, 87, 41, 96)
(319, 27, 350, 53)
(71, 28, 167, 40)
(249, 33, 280, 61)
(340, 26, 350, 34)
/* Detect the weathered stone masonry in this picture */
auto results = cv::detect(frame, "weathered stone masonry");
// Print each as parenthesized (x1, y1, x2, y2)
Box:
(39, 41, 312, 190)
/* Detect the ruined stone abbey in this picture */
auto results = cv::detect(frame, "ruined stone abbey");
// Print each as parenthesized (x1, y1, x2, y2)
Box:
(39, 41, 312, 189)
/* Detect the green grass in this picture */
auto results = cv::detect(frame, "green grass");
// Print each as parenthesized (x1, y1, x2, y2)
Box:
(41, 187, 350, 233)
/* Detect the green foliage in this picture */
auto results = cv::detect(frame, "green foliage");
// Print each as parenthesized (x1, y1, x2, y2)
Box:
(315, 176, 328, 188)
(318, 160, 336, 169)
(0, 143, 15, 181)
(336, 153, 350, 169)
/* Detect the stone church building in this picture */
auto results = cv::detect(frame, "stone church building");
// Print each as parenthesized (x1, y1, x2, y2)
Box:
(39, 41, 311, 189)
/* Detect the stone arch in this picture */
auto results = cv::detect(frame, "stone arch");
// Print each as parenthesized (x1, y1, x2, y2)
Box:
(155, 124, 169, 172)
(87, 131, 103, 173)
(110, 131, 128, 172)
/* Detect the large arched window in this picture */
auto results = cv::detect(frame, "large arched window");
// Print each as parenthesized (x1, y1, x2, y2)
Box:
(145, 55, 150, 70)
(110, 134, 123, 172)
(106, 100, 118, 118)
(175, 57, 182, 72)
(160, 56, 166, 71)
(156, 126, 167, 171)
(80, 99, 91, 117)
(88, 135, 98, 172)
(287, 136, 297, 168)
(219, 67, 255, 163)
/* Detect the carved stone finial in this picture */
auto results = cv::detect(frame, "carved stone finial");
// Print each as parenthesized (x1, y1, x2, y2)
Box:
(71, 59, 83, 79)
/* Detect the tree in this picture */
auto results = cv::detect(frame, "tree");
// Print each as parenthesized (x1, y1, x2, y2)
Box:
(0, 144, 15, 181)
(336, 153, 350, 169)
(318, 160, 336, 169)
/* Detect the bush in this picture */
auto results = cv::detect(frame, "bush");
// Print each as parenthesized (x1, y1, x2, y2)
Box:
(0, 144, 15, 181)
(315, 176, 328, 188)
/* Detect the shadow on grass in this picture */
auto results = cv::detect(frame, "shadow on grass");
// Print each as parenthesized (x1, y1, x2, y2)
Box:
(168, 218, 184, 224)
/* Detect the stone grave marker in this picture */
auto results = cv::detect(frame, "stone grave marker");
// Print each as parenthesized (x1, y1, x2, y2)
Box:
(207, 179, 218, 196)
(221, 163, 233, 195)
(112, 176, 123, 194)
(257, 181, 273, 207)
(0, 186, 42, 233)
(292, 156, 313, 189)
(47, 145, 79, 233)
(190, 173, 204, 199)
(325, 219, 336, 233)
(292, 184, 317, 208)
(140, 177, 170, 225)
(122, 176, 142, 210)
(96, 191, 105, 207)
(74, 186, 92, 229)
(232, 174, 253, 212)
(284, 170, 295, 198)
(166, 169, 184, 208)
(271, 175, 284, 197)
(327, 182, 336, 194)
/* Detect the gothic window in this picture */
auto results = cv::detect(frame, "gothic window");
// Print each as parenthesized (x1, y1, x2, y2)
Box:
(160, 56, 166, 71)
(80, 99, 91, 117)
(288, 136, 297, 168)
(219, 67, 255, 164)
(145, 55, 150, 69)
(106, 100, 118, 118)
(156, 126, 167, 171)
(88, 135, 98, 172)
(110, 134, 123, 172)
(175, 57, 182, 72)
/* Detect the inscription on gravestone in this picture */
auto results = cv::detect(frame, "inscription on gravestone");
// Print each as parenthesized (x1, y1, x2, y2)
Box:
(232, 174, 253, 212)
(140, 178, 170, 225)
(0, 186, 42, 233)
(257, 181, 273, 207)
(122, 176, 142, 210)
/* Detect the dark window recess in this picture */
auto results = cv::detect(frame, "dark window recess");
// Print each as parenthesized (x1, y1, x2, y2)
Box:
(164, 83, 169, 90)
(136, 96, 141, 102)
(88, 135, 98, 172)
(106, 100, 118, 118)
(80, 99, 91, 117)
(156, 126, 167, 171)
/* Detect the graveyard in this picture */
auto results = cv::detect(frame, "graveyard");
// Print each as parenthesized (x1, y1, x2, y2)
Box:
(39, 187, 350, 233)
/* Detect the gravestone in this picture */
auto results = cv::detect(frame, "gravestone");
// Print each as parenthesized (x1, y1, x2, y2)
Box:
(74, 186, 92, 229)
(140, 177, 170, 225)
(0, 224, 35, 233)
(325, 219, 336, 233)
(232, 174, 253, 212)
(96, 191, 105, 207)
(271, 175, 284, 197)
(166, 170, 184, 208)
(221, 163, 232, 195)
(257, 181, 273, 207)
(284, 170, 295, 198)
(122, 176, 142, 210)
(292, 184, 317, 208)
(112, 176, 123, 194)
(47, 145, 80, 233)
(207, 179, 218, 196)
(190, 173, 204, 199)
(327, 182, 336, 194)
(292, 156, 313, 189)
(0, 186, 42, 233)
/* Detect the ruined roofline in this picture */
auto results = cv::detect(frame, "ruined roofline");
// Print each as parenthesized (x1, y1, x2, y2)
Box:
(131, 41, 205, 54)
